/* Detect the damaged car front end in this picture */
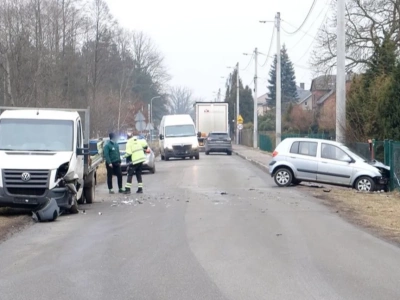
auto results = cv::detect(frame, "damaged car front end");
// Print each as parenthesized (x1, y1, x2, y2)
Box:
(369, 160, 391, 191)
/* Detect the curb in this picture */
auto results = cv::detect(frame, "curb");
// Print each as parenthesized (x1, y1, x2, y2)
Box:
(232, 150, 270, 174)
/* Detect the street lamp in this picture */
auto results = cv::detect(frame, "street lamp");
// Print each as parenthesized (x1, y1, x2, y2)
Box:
(150, 95, 161, 126)
(149, 95, 161, 141)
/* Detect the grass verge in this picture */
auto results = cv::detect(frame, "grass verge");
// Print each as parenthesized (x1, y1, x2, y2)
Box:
(299, 185, 400, 245)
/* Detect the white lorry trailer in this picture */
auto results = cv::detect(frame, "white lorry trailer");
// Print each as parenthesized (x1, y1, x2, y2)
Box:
(194, 102, 229, 150)
(0, 106, 103, 218)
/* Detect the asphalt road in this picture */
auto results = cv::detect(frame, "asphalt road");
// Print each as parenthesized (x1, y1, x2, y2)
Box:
(1, 153, 400, 300)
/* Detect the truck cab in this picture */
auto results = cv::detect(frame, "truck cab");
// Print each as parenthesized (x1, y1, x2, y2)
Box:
(0, 107, 101, 213)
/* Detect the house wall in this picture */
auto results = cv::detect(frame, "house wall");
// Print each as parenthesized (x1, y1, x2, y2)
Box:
(318, 81, 352, 130)
(311, 90, 329, 109)
(299, 97, 312, 110)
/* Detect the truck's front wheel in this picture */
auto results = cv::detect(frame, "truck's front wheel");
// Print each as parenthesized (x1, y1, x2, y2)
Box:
(69, 196, 79, 214)
(84, 184, 95, 204)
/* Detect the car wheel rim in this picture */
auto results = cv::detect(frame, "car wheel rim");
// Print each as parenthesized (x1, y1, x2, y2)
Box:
(358, 179, 372, 191)
(277, 171, 290, 185)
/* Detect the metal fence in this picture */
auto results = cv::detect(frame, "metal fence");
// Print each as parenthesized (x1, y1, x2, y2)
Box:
(257, 132, 333, 152)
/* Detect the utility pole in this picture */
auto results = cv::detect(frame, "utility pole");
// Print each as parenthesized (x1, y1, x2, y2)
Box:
(275, 12, 282, 147)
(336, 0, 346, 143)
(236, 62, 240, 145)
(253, 48, 258, 149)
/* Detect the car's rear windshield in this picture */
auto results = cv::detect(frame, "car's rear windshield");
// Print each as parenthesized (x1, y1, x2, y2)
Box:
(210, 133, 229, 137)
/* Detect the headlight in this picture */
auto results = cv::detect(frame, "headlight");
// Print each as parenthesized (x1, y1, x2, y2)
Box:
(192, 144, 198, 149)
(56, 162, 70, 181)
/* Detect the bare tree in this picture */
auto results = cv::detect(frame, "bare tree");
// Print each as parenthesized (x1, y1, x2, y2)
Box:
(132, 31, 170, 91)
(311, 0, 400, 74)
(0, 0, 169, 137)
(168, 86, 194, 115)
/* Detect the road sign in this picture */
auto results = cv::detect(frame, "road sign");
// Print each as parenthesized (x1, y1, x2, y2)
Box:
(237, 115, 243, 124)
(146, 123, 154, 131)
(237, 123, 243, 130)
(134, 111, 146, 122)
(135, 121, 147, 131)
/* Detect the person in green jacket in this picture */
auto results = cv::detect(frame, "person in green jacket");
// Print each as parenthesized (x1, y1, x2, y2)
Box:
(123, 134, 148, 194)
(103, 132, 124, 194)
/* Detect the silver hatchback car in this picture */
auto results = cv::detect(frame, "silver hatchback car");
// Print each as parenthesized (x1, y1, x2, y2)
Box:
(269, 138, 389, 192)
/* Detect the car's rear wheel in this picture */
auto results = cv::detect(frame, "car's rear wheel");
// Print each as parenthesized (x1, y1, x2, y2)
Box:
(195, 154, 200, 160)
(274, 168, 293, 187)
(161, 154, 165, 160)
(205, 151, 210, 155)
(355, 176, 375, 192)
(165, 155, 170, 161)
(227, 151, 232, 156)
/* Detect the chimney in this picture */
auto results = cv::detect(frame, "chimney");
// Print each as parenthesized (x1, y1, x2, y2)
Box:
(300, 82, 305, 90)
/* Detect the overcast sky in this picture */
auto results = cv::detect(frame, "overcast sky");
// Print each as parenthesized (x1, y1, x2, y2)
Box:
(106, 0, 331, 101)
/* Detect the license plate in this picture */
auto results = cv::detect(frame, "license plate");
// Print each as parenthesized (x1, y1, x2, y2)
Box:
(216, 140, 224, 143)
(14, 198, 38, 205)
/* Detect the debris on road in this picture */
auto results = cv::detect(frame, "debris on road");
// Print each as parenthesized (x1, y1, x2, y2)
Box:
(221, 192, 227, 195)
(98, 212, 102, 215)
(323, 189, 331, 193)
(121, 200, 134, 205)
(32, 198, 60, 222)
(276, 233, 282, 237)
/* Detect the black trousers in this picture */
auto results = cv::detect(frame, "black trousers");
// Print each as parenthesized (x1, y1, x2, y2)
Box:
(106, 162, 123, 190)
(126, 162, 143, 188)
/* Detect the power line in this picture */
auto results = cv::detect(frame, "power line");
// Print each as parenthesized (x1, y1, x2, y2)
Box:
(260, 26, 276, 67)
(241, 53, 254, 71)
(281, 0, 317, 35)
(286, 3, 330, 51)
(293, 6, 330, 65)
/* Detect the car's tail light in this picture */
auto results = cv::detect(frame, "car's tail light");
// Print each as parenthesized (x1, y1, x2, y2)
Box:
(272, 150, 278, 157)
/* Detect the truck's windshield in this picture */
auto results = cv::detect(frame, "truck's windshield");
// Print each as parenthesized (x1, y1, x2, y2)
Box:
(0, 119, 74, 151)
(165, 125, 195, 137)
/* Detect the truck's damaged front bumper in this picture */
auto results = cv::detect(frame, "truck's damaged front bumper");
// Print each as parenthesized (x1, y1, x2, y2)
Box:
(0, 186, 71, 210)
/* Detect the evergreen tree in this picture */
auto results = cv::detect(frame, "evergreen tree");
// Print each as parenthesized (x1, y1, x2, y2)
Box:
(267, 44, 298, 109)
(224, 69, 254, 136)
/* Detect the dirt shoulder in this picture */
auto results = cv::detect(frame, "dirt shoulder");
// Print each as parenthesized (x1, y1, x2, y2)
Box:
(0, 163, 110, 243)
(0, 209, 32, 242)
(299, 184, 400, 246)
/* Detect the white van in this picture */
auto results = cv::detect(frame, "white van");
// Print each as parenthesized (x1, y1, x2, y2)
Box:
(159, 114, 200, 160)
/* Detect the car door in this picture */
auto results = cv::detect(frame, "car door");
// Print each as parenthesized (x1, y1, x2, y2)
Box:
(317, 143, 354, 185)
(286, 141, 318, 180)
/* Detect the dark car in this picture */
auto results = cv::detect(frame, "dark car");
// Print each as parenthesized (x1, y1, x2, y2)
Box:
(205, 131, 232, 155)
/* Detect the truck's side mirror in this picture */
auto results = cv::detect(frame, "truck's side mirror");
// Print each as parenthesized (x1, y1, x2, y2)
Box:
(159, 134, 164, 140)
(197, 131, 201, 138)
(76, 148, 90, 156)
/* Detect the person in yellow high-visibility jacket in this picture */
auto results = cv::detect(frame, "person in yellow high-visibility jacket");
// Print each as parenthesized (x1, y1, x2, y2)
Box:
(123, 134, 148, 194)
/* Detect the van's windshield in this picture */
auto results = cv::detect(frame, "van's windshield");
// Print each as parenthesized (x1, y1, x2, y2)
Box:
(165, 125, 195, 137)
(0, 119, 74, 151)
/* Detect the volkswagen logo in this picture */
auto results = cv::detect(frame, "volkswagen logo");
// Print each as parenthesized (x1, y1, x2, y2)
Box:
(21, 172, 31, 182)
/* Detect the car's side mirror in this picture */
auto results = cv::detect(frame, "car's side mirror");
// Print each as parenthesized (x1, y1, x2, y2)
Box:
(76, 148, 90, 156)
(159, 134, 164, 140)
